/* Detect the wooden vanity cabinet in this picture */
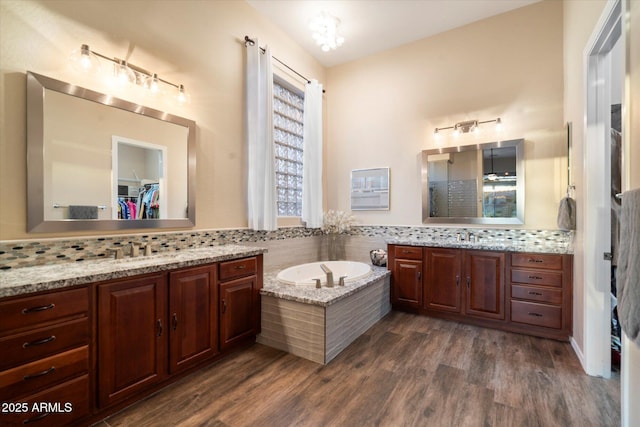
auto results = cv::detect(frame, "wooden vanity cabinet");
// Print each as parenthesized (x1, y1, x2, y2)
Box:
(508, 252, 572, 340)
(388, 245, 423, 310)
(169, 265, 218, 374)
(218, 256, 262, 351)
(464, 250, 505, 320)
(97, 273, 168, 408)
(389, 244, 571, 341)
(0, 287, 90, 426)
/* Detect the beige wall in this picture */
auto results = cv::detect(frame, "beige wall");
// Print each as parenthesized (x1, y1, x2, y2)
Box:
(0, 0, 325, 240)
(325, 0, 565, 228)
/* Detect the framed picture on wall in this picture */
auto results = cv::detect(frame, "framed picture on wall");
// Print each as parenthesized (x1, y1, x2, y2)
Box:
(350, 167, 390, 210)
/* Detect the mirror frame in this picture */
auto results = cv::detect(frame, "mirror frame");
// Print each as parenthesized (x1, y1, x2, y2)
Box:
(27, 71, 196, 232)
(421, 138, 525, 225)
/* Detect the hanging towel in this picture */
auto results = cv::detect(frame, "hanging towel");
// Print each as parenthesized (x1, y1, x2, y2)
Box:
(616, 188, 640, 346)
(68, 205, 98, 219)
(557, 196, 576, 230)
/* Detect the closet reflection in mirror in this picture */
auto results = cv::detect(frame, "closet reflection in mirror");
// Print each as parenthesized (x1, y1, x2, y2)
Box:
(421, 139, 524, 225)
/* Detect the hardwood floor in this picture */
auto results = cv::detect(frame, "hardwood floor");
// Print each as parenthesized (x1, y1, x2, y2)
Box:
(97, 311, 620, 427)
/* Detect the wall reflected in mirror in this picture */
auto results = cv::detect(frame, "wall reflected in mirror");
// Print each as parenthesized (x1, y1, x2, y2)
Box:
(422, 139, 524, 225)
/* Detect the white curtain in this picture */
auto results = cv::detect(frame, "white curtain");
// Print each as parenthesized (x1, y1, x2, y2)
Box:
(302, 79, 324, 228)
(245, 40, 277, 231)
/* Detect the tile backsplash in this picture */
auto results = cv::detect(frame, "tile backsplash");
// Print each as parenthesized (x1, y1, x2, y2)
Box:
(0, 226, 573, 270)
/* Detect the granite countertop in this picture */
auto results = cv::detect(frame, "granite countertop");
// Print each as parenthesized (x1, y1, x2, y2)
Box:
(0, 244, 267, 299)
(261, 265, 391, 308)
(385, 238, 573, 254)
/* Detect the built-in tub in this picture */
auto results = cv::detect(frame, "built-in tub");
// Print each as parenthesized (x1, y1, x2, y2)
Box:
(276, 261, 371, 286)
(259, 262, 391, 364)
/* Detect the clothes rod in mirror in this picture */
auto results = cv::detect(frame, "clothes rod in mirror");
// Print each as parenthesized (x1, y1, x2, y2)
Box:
(70, 44, 189, 104)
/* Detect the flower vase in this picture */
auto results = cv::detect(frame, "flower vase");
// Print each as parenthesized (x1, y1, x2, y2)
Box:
(328, 234, 340, 261)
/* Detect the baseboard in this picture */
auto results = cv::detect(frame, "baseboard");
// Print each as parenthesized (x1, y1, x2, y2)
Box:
(570, 336, 587, 373)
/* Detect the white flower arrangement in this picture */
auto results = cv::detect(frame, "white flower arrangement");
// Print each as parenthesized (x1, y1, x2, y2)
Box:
(321, 209, 356, 234)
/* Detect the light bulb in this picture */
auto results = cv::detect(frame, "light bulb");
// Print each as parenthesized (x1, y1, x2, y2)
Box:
(145, 73, 160, 93)
(495, 118, 503, 131)
(177, 84, 190, 105)
(114, 60, 135, 86)
(70, 44, 101, 74)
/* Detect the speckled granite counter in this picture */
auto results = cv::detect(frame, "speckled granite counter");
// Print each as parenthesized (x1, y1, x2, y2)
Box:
(0, 245, 266, 298)
(385, 237, 573, 254)
(261, 265, 390, 307)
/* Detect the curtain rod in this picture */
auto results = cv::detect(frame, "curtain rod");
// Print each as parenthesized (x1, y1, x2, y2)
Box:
(244, 36, 325, 93)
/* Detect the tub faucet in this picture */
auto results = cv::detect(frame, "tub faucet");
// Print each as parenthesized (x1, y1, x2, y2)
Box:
(320, 264, 334, 288)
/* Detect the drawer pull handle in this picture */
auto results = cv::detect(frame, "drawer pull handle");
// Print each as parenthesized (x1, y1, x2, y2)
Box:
(172, 313, 178, 331)
(23, 335, 56, 348)
(23, 366, 56, 380)
(23, 412, 50, 424)
(22, 303, 55, 314)
(528, 312, 543, 317)
(157, 319, 163, 337)
(528, 291, 543, 296)
(528, 275, 543, 280)
(456, 275, 460, 287)
(417, 271, 421, 280)
(528, 259, 544, 263)
(235, 265, 246, 270)
(222, 299, 227, 314)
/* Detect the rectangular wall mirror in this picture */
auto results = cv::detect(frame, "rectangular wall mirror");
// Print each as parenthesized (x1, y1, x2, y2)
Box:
(27, 71, 196, 232)
(421, 138, 525, 225)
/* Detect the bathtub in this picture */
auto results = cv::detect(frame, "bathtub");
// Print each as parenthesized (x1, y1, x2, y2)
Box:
(276, 261, 371, 286)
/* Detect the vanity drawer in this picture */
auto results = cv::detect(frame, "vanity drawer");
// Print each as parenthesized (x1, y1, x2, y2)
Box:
(219, 257, 257, 281)
(511, 300, 562, 329)
(0, 318, 88, 371)
(0, 374, 90, 427)
(511, 253, 563, 270)
(393, 246, 422, 261)
(0, 346, 88, 402)
(511, 269, 562, 287)
(0, 287, 88, 335)
(511, 284, 562, 305)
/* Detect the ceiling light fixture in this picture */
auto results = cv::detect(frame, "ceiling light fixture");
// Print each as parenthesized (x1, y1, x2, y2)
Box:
(309, 11, 345, 52)
(69, 44, 188, 104)
(434, 117, 501, 137)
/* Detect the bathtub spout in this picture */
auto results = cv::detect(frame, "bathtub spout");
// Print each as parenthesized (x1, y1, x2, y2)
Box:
(320, 263, 334, 287)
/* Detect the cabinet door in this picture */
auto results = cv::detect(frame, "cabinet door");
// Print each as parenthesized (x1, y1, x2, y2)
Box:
(97, 273, 167, 408)
(425, 248, 462, 313)
(219, 276, 256, 351)
(391, 259, 423, 308)
(464, 251, 505, 320)
(169, 265, 218, 374)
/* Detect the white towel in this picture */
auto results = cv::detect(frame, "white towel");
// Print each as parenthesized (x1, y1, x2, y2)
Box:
(557, 196, 576, 231)
(616, 188, 640, 346)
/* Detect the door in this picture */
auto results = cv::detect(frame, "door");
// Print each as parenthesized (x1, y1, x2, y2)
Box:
(97, 273, 167, 408)
(219, 276, 256, 351)
(424, 248, 461, 313)
(584, 0, 625, 378)
(169, 265, 218, 374)
(464, 251, 505, 320)
(391, 259, 422, 308)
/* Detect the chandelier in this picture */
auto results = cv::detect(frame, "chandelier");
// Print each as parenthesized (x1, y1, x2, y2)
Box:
(309, 11, 345, 52)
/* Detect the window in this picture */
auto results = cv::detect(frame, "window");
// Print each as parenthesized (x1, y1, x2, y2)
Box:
(273, 80, 304, 217)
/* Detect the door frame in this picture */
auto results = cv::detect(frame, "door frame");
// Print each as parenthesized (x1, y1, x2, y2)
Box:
(582, 0, 624, 378)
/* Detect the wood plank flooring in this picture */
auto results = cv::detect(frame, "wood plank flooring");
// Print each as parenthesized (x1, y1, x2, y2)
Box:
(96, 312, 620, 427)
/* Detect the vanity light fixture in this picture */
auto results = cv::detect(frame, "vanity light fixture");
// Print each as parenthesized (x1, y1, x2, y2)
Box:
(69, 44, 188, 104)
(309, 11, 345, 52)
(434, 117, 502, 136)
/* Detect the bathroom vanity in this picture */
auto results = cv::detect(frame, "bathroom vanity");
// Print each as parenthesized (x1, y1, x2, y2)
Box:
(0, 246, 264, 426)
(388, 243, 572, 341)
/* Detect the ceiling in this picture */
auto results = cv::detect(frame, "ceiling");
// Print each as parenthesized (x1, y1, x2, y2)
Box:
(246, 0, 541, 67)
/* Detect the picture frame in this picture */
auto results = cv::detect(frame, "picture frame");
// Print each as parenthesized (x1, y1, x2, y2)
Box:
(350, 167, 390, 210)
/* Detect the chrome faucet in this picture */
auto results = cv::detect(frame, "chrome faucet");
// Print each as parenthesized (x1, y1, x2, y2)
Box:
(107, 248, 124, 260)
(130, 242, 141, 257)
(320, 264, 334, 288)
